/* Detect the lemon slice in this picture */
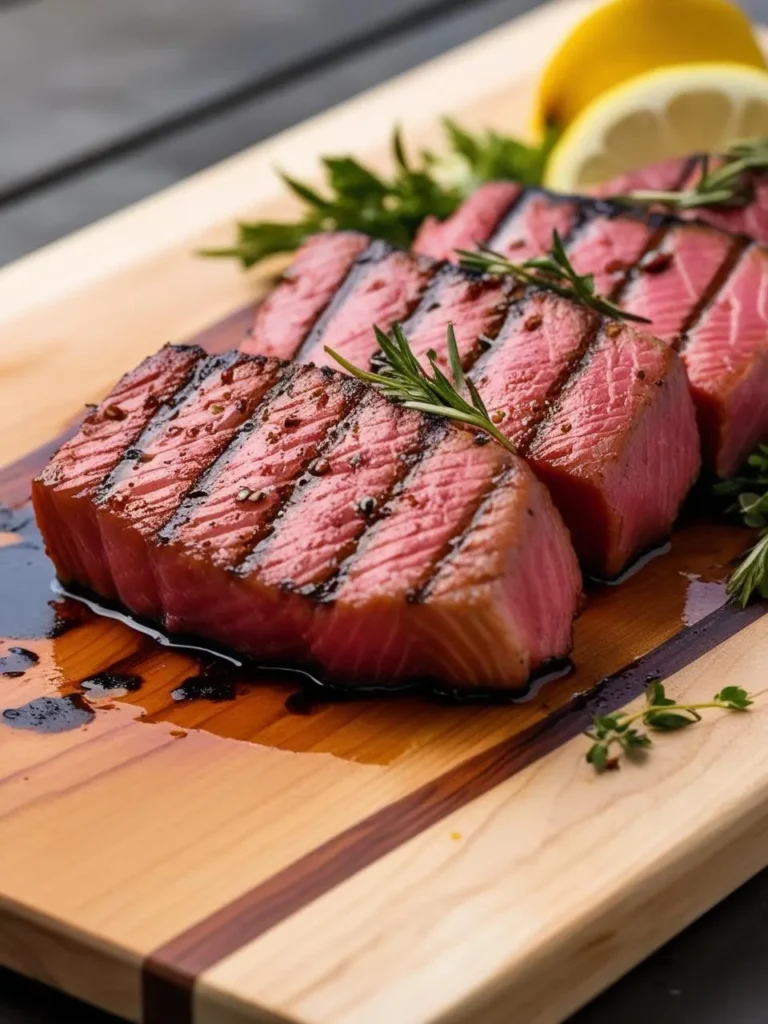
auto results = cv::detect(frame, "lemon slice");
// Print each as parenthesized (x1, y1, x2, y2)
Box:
(534, 0, 765, 134)
(544, 62, 768, 191)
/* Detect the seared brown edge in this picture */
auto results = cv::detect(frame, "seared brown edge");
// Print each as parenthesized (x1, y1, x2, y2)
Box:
(141, 598, 768, 1024)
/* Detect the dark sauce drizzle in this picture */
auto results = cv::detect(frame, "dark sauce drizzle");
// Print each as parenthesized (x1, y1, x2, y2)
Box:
(1, 498, 730, 739)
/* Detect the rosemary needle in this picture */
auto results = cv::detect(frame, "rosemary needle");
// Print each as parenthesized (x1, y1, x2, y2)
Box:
(457, 231, 651, 324)
(326, 323, 516, 454)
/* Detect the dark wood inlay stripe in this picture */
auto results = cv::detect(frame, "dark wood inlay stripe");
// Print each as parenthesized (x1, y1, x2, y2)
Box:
(142, 597, 768, 1024)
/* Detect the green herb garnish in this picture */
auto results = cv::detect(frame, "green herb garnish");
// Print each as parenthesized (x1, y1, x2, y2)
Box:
(616, 137, 768, 212)
(202, 121, 557, 269)
(456, 231, 651, 324)
(326, 322, 516, 454)
(585, 680, 754, 772)
(715, 442, 768, 606)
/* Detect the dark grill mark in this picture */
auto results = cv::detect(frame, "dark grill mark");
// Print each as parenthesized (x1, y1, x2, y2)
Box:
(410, 461, 513, 604)
(293, 239, 400, 362)
(677, 237, 752, 350)
(396, 262, 456, 338)
(156, 361, 298, 544)
(674, 154, 703, 190)
(608, 217, 675, 302)
(396, 263, 513, 374)
(467, 285, 602, 455)
(95, 350, 239, 504)
(234, 379, 368, 577)
(518, 312, 606, 457)
(484, 186, 533, 249)
(310, 418, 449, 603)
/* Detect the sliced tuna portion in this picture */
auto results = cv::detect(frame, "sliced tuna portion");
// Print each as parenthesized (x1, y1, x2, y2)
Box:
(415, 185, 768, 473)
(564, 212, 657, 297)
(413, 182, 521, 261)
(250, 231, 369, 361)
(595, 155, 768, 248)
(31, 345, 202, 596)
(245, 234, 700, 575)
(242, 239, 434, 369)
(527, 324, 699, 576)
(312, 427, 580, 683)
(590, 156, 694, 200)
(400, 264, 509, 371)
(155, 363, 357, 642)
(95, 351, 281, 617)
(683, 245, 768, 477)
(619, 222, 738, 343)
(35, 350, 581, 689)
(470, 292, 597, 450)
(487, 192, 582, 262)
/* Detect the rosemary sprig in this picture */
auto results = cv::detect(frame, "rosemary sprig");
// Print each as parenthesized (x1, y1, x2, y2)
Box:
(715, 442, 768, 606)
(616, 137, 768, 212)
(202, 122, 557, 269)
(457, 232, 651, 324)
(325, 323, 516, 453)
(586, 680, 754, 772)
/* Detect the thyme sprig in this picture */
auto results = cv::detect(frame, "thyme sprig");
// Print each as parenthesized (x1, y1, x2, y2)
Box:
(616, 137, 768, 212)
(456, 232, 651, 324)
(586, 680, 754, 772)
(715, 443, 768, 606)
(326, 323, 516, 453)
(202, 121, 557, 269)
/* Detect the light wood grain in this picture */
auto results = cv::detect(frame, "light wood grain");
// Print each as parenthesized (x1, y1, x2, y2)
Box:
(200, 617, 768, 1024)
(1, 3, 768, 1024)
(0, 0, 594, 467)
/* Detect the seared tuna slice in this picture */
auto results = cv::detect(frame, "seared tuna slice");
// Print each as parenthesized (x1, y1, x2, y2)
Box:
(251, 231, 369, 361)
(683, 245, 768, 477)
(34, 350, 581, 689)
(31, 345, 201, 596)
(94, 351, 282, 617)
(243, 238, 433, 369)
(590, 157, 693, 200)
(311, 425, 579, 682)
(415, 185, 768, 474)
(525, 323, 697, 576)
(594, 155, 768, 248)
(414, 182, 521, 262)
(243, 233, 700, 576)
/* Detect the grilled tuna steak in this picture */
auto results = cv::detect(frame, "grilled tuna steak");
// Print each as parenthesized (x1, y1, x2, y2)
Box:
(242, 233, 700, 577)
(593, 155, 768, 248)
(33, 345, 581, 690)
(413, 183, 768, 477)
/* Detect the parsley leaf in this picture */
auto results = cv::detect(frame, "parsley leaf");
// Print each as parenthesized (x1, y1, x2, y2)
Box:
(203, 122, 557, 269)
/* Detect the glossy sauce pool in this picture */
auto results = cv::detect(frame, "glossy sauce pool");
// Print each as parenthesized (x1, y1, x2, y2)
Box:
(0, 487, 754, 765)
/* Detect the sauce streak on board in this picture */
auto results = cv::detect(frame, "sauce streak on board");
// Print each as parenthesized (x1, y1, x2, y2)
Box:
(0, 476, 755, 765)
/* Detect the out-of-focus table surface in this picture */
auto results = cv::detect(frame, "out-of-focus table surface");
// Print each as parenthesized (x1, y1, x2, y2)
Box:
(2, 0, 768, 1021)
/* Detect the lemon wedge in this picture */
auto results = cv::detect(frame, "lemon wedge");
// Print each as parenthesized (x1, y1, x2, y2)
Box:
(544, 62, 768, 191)
(534, 0, 765, 134)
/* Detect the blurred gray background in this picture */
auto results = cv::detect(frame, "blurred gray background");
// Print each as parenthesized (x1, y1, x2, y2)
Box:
(2, 0, 768, 1021)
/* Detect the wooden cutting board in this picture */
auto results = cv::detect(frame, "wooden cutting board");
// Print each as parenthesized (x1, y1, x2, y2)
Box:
(3, 2, 768, 1022)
